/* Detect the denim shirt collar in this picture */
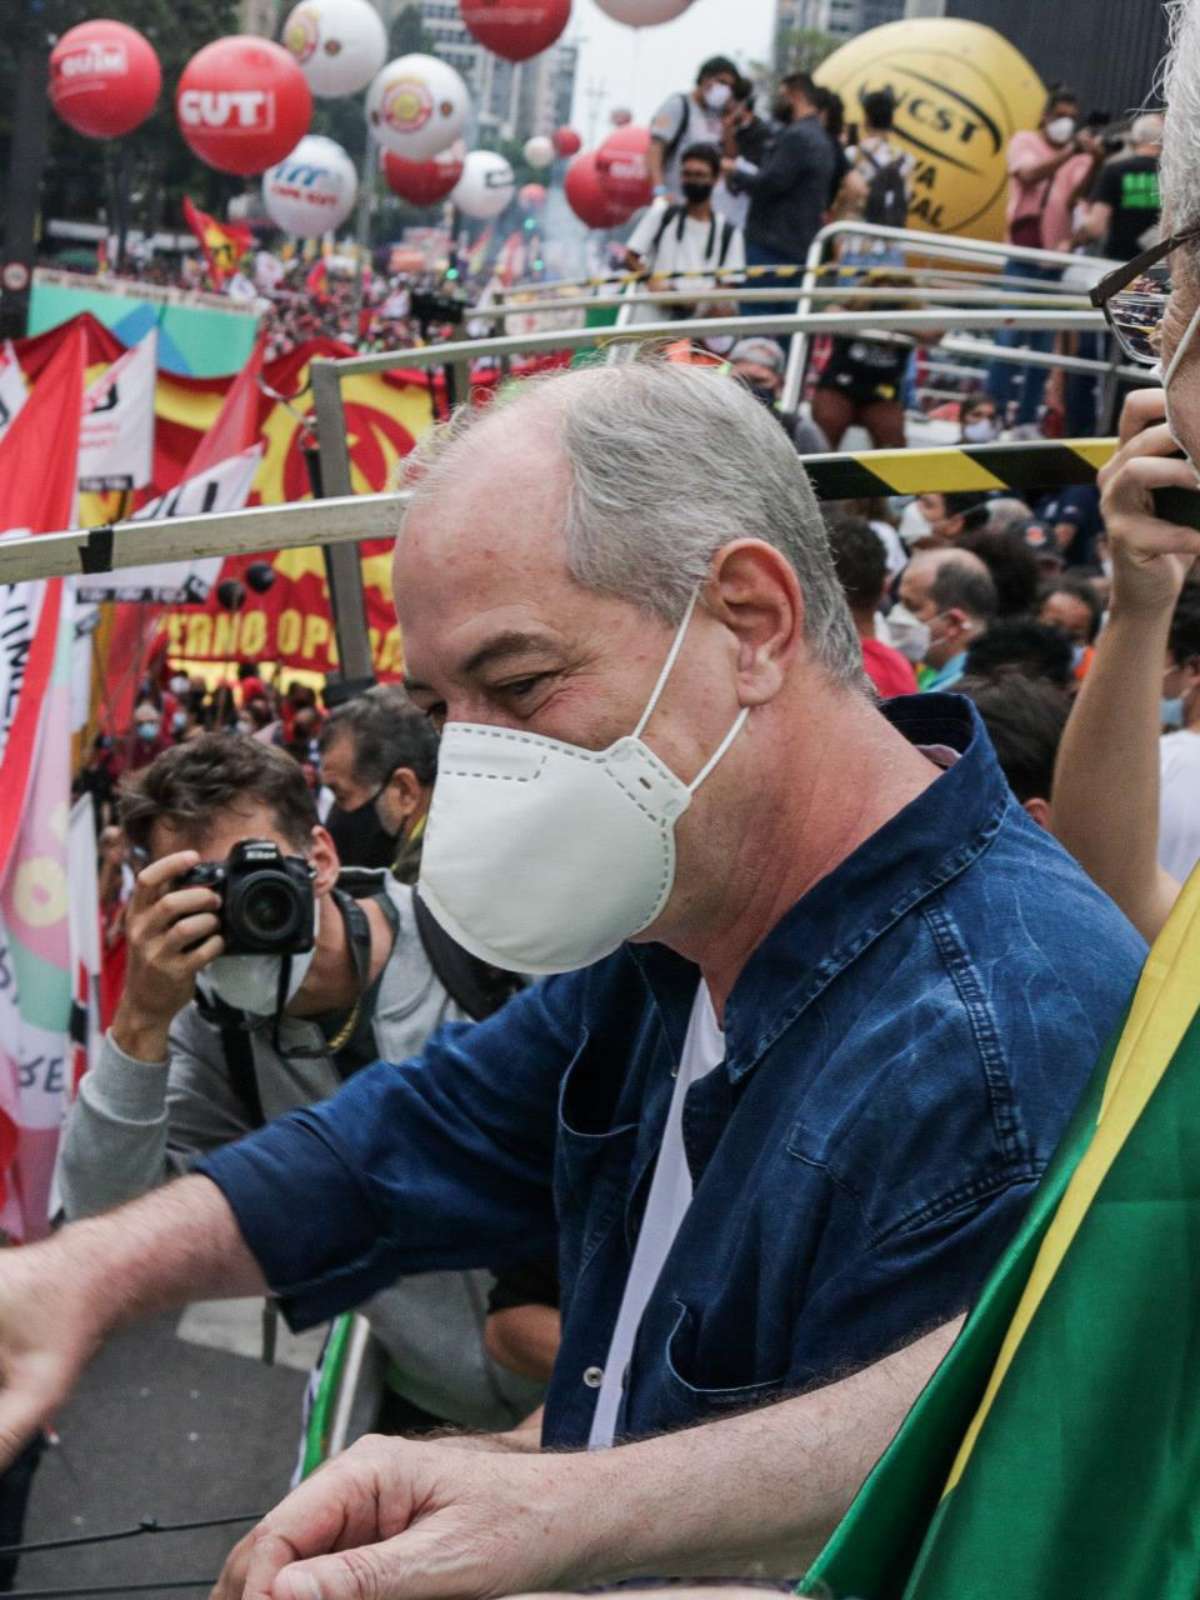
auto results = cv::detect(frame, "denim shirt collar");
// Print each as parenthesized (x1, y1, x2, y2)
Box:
(629, 694, 1009, 1081)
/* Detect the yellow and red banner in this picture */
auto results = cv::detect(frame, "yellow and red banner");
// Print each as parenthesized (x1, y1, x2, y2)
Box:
(13, 315, 440, 684)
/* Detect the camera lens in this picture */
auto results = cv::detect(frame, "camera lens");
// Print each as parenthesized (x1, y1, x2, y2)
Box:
(239, 877, 301, 944)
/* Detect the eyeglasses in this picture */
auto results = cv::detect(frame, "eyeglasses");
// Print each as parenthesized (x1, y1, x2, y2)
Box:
(1090, 225, 1200, 367)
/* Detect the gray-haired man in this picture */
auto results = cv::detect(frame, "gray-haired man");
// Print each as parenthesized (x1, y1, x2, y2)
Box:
(0, 364, 1143, 1599)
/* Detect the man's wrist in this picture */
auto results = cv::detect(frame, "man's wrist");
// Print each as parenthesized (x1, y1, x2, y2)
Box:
(110, 1003, 172, 1066)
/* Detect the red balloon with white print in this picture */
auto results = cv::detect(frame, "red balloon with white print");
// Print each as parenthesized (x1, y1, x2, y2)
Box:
(177, 36, 313, 176)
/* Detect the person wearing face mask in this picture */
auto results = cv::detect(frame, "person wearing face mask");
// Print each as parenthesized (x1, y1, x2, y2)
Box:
(896, 547, 998, 691)
(57, 734, 544, 1438)
(127, 699, 171, 771)
(319, 684, 439, 881)
(625, 145, 745, 326)
(647, 56, 738, 205)
(960, 396, 1000, 446)
(987, 88, 1102, 429)
(896, 490, 991, 552)
(0, 364, 1147, 1600)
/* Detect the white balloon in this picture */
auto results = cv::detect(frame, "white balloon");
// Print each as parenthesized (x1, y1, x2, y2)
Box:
(262, 134, 358, 238)
(594, 0, 692, 21)
(366, 53, 470, 161)
(282, 0, 388, 98)
(451, 150, 516, 220)
(523, 134, 555, 170)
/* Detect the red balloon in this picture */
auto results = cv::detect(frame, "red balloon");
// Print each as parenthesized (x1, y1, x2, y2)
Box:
(553, 125, 582, 158)
(595, 125, 653, 211)
(177, 37, 313, 176)
(519, 182, 547, 210)
(564, 151, 634, 230)
(383, 147, 465, 205)
(49, 20, 161, 140)
(460, 0, 572, 63)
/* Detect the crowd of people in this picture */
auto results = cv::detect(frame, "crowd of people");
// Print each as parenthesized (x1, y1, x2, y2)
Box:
(6, 5, 1200, 1598)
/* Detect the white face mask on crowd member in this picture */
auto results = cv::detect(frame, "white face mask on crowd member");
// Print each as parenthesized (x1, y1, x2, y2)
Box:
(1045, 115, 1077, 146)
(884, 604, 932, 664)
(418, 591, 749, 976)
(898, 500, 934, 546)
(963, 417, 999, 444)
(704, 81, 733, 112)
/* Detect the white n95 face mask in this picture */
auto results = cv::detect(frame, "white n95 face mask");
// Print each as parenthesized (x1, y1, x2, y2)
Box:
(196, 899, 320, 1016)
(417, 591, 749, 975)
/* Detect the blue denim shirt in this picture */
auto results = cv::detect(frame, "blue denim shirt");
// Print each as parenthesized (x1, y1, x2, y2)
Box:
(200, 695, 1146, 1448)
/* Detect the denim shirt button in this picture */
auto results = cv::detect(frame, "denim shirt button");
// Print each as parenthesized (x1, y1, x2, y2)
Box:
(583, 1365, 604, 1388)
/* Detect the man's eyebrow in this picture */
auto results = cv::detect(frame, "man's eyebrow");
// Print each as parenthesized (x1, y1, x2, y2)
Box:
(404, 632, 562, 697)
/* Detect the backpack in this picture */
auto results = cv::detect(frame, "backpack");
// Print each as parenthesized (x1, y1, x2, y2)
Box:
(660, 92, 692, 173)
(646, 205, 740, 280)
(863, 148, 909, 229)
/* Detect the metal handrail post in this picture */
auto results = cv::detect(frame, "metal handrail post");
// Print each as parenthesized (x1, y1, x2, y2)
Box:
(309, 360, 375, 686)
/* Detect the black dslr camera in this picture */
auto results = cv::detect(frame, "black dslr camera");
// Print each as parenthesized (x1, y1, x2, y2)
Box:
(179, 840, 316, 956)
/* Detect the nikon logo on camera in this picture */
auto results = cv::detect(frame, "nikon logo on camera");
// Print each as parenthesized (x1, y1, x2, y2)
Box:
(816, 18, 1046, 241)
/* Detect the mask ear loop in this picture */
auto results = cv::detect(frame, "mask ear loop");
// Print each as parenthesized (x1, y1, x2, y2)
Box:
(630, 586, 750, 792)
(1164, 299, 1200, 388)
(632, 588, 702, 741)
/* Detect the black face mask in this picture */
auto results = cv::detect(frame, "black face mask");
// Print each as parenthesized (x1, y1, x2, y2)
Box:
(325, 786, 398, 872)
(682, 180, 715, 205)
(771, 95, 793, 123)
(746, 381, 780, 410)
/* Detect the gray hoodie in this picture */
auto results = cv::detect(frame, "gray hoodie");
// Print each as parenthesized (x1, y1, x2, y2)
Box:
(57, 873, 543, 1431)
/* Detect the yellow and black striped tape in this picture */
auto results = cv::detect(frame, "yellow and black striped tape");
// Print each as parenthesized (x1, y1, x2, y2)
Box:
(802, 438, 1117, 501)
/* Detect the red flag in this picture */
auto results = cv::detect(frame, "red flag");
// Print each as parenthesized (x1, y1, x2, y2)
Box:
(0, 319, 84, 539)
(182, 195, 253, 292)
(186, 329, 266, 476)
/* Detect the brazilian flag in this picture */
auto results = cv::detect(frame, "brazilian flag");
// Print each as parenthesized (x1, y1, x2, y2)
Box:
(803, 868, 1200, 1600)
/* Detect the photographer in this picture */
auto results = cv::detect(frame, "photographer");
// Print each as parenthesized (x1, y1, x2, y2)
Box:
(57, 734, 541, 1434)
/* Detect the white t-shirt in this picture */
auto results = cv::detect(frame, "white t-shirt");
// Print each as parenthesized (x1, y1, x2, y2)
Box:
(650, 91, 724, 198)
(626, 205, 745, 323)
(587, 982, 724, 1450)
(1158, 730, 1200, 884)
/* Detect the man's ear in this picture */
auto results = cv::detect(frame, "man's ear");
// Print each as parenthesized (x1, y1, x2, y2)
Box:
(309, 825, 340, 896)
(1022, 796, 1052, 830)
(388, 766, 426, 822)
(704, 538, 804, 708)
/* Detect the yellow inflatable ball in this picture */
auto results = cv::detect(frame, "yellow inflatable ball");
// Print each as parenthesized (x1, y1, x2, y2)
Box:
(815, 17, 1046, 241)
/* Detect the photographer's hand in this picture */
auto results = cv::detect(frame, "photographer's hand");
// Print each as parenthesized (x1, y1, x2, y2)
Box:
(111, 850, 224, 1063)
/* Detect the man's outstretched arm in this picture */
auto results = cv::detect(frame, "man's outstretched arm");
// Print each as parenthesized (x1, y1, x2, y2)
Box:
(0, 1175, 262, 1465)
(214, 1318, 961, 1600)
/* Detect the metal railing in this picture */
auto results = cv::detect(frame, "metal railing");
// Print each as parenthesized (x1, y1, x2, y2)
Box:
(780, 222, 1122, 414)
(9, 437, 1119, 591)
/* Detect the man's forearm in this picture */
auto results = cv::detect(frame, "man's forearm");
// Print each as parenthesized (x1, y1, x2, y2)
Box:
(571, 1319, 961, 1583)
(54, 1174, 267, 1335)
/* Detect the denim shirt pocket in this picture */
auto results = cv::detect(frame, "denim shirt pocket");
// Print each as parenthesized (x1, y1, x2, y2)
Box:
(656, 1297, 791, 1427)
(554, 1028, 640, 1284)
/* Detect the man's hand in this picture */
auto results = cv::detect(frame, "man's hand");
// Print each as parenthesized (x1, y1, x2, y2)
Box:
(1098, 387, 1200, 619)
(212, 1434, 608, 1600)
(112, 850, 223, 1063)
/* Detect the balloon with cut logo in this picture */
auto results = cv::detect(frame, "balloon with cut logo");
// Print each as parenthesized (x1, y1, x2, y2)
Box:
(460, 0, 572, 63)
(596, 124, 653, 211)
(552, 125, 582, 157)
(451, 150, 516, 220)
(366, 53, 470, 161)
(177, 36, 313, 175)
(594, 0, 691, 22)
(49, 19, 162, 139)
(263, 134, 358, 237)
(564, 150, 633, 229)
(281, 0, 387, 98)
(523, 134, 556, 169)
(383, 140, 466, 205)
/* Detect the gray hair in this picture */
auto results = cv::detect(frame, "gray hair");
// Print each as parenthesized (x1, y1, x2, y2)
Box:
(1161, 4, 1200, 245)
(319, 683, 440, 788)
(401, 360, 863, 687)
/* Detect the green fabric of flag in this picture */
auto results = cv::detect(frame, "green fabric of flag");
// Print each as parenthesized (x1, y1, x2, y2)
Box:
(803, 870, 1200, 1600)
